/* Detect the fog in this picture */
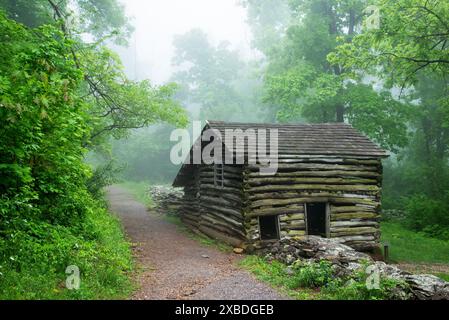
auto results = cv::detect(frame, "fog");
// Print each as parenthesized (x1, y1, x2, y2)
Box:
(107, 0, 424, 186)
(108, 0, 281, 183)
(115, 0, 255, 84)
(3, 0, 449, 299)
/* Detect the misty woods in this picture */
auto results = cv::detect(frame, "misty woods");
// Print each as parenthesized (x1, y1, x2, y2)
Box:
(1, 0, 449, 300)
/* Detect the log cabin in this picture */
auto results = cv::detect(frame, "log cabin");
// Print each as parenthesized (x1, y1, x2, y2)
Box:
(172, 121, 388, 251)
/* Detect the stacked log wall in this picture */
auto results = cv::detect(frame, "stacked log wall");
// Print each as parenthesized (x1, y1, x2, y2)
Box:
(178, 164, 246, 247)
(244, 156, 383, 251)
(197, 164, 245, 247)
(179, 166, 201, 233)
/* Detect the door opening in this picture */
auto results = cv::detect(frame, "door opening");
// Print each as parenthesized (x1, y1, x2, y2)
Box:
(306, 203, 327, 237)
(259, 215, 280, 240)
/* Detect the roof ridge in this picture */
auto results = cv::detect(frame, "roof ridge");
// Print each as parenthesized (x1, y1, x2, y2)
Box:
(207, 120, 351, 126)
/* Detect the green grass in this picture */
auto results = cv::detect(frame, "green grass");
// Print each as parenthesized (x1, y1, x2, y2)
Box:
(117, 181, 153, 207)
(239, 256, 319, 299)
(436, 273, 449, 282)
(0, 205, 134, 300)
(381, 222, 449, 264)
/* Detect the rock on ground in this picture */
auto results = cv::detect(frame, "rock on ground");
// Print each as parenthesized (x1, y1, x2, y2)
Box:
(148, 185, 183, 214)
(144, 187, 449, 301)
(260, 236, 449, 300)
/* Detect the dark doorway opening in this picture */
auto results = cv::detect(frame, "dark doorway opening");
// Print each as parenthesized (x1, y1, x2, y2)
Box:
(259, 215, 279, 240)
(306, 203, 327, 237)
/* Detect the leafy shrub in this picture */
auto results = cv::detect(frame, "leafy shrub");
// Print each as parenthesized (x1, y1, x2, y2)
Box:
(241, 256, 410, 300)
(0, 13, 134, 299)
(0, 199, 133, 299)
(87, 160, 123, 200)
(322, 268, 410, 300)
(404, 194, 449, 240)
(290, 260, 334, 289)
(289, 260, 409, 300)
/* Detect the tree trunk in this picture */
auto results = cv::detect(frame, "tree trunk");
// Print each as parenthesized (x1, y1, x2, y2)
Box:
(336, 104, 344, 122)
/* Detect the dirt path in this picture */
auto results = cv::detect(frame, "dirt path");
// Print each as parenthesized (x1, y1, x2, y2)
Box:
(106, 186, 287, 300)
(397, 263, 449, 276)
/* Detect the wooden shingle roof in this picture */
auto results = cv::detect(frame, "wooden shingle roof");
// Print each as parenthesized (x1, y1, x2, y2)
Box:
(206, 121, 388, 158)
(172, 121, 388, 187)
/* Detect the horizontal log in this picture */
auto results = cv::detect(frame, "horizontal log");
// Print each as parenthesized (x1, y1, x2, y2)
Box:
(330, 197, 378, 205)
(248, 170, 380, 179)
(180, 206, 199, 212)
(248, 177, 377, 186)
(182, 195, 198, 201)
(247, 218, 259, 226)
(330, 221, 378, 228)
(275, 159, 378, 165)
(181, 214, 199, 221)
(254, 204, 305, 212)
(280, 221, 305, 230)
(248, 184, 380, 193)
(236, 147, 383, 156)
(280, 230, 306, 236)
(201, 204, 243, 221)
(331, 212, 380, 220)
(201, 190, 242, 203)
(333, 235, 376, 242)
(202, 212, 243, 229)
(248, 163, 378, 172)
(250, 196, 378, 209)
(330, 227, 378, 236)
(250, 197, 309, 208)
(318, 192, 376, 199)
(279, 213, 305, 221)
(200, 184, 242, 196)
(247, 207, 304, 218)
(249, 191, 377, 201)
(198, 225, 245, 247)
(181, 217, 199, 226)
(200, 219, 245, 238)
(273, 157, 380, 165)
(200, 195, 241, 209)
(330, 205, 376, 213)
(203, 211, 242, 226)
(181, 199, 200, 204)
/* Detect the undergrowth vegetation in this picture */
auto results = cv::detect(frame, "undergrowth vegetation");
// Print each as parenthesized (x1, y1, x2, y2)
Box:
(240, 256, 409, 300)
(0, 13, 134, 299)
(0, 196, 134, 299)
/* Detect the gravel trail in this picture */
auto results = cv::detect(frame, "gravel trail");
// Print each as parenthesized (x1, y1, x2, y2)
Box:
(106, 186, 287, 300)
